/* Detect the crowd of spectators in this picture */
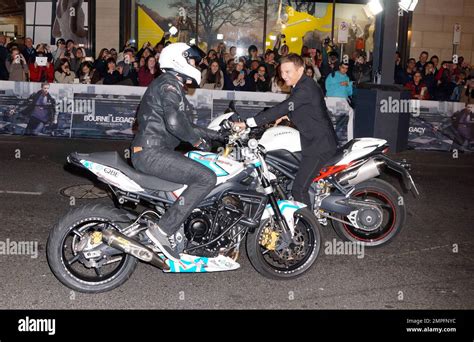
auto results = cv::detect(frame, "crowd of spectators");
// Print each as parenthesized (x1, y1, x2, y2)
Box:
(0, 33, 472, 105)
(396, 50, 473, 104)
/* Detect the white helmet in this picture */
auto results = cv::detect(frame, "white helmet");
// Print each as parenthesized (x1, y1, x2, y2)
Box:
(159, 43, 204, 87)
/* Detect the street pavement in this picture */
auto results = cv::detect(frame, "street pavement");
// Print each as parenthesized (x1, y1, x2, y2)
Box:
(0, 135, 473, 309)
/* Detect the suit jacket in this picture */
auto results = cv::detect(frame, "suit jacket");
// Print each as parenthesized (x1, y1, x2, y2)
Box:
(252, 74, 338, 156)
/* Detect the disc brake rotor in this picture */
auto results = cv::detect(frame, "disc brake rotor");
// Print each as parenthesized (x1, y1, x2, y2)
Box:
(260, 219, 307, 264)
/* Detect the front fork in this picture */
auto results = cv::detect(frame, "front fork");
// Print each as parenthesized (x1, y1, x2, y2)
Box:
(257, 168, 294, 244)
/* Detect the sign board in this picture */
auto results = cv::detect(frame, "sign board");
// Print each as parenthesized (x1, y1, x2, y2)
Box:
(453, 23, 461, 45)
(338, 21, 349, 44)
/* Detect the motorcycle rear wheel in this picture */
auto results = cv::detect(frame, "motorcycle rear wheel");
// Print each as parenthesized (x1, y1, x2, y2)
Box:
(331, 178, 406, 247)
(47, 203, 138, 293)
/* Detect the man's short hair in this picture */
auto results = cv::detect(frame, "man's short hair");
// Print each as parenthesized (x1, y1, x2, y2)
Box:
(41, 82, 50, 88)
(279, 53, 304, 68)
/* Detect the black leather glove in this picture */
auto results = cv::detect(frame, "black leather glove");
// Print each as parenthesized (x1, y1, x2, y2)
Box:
(194, 138, 212, 151)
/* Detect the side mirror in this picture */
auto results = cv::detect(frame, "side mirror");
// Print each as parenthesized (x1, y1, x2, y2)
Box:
(229, 100, 236, 112)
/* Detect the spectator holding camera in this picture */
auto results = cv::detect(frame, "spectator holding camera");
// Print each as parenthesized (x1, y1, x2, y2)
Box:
(71, 47, 87, 74)
(252, 64, 270, 92)
(231, 61, 247, 91)
(52, 38, 66, 62)
(29, 50, 54, 83)
(94, 48, 111, 79)
(460, 76, 474, 105)
(422, 62, 437, 99)
(79, 62, 101, 84)
(6, 47, 29, 81)
(116, 48, 139, 85)
(199, 49, 218, 70)
(136, 42, 152, 60)
(54, 58, 76, 83)
(264, 50, 277, 79)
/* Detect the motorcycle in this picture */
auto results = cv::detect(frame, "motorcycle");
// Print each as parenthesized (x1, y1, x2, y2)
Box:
(46, 126, 322, 293)
(208, 102, 419, 247)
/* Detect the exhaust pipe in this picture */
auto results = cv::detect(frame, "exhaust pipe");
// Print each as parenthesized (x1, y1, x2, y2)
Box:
(337, 159, 384, 186)
(101, 228, 170, 271)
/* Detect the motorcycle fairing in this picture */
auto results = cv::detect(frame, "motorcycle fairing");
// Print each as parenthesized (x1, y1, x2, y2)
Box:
(164, 254, 240, 273)
(261, 200, 307, 235)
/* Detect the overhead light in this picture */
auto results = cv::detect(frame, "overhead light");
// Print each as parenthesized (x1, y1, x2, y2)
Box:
(269, 35, 277, 41)
(217, 33, 223, 40)
(265, 42, 271, 46)
(364, 0, 383, 17)
(169, 26, 178, 35)
(290, 37, 298, 42)
(399, 0, 418, 11)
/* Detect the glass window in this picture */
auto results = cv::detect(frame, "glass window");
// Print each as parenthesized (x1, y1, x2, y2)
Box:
(25, 0, 91, 49)
(335, 4, 376, 61)
(35, 2, 53, 26)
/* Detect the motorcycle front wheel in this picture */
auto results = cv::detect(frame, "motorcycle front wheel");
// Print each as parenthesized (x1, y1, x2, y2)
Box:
(246, 208, 322, 279)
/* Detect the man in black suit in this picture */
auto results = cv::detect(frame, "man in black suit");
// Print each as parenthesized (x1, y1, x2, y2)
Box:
(234, 53, 338, 206)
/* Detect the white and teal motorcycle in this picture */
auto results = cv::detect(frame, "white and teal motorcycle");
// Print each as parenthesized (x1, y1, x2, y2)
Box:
(46, 125, 322, 293)
(208, 102, 419, 248)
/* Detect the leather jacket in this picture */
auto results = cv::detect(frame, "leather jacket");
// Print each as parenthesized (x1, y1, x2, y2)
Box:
(132, 72, 221, 150)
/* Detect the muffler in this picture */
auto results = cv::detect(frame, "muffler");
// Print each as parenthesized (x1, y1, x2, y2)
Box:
(336, 159, 384, 186)
(101, 228, 169, 270)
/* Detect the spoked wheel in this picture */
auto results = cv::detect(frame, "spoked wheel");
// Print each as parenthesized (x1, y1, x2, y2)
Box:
(47, 203, 138, 293)
(332, 178, 406, 247)
(246, 208, 321, 279)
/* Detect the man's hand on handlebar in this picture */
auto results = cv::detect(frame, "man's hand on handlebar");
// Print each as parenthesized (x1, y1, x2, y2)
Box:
(274, 115, 289, 127)
(232, 121, 247, 132)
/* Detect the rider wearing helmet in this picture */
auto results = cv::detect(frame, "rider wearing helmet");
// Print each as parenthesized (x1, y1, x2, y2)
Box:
(131, 43, 223, 261)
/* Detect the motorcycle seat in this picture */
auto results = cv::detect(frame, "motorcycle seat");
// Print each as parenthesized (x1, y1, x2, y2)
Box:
(71, 151, 183, 192)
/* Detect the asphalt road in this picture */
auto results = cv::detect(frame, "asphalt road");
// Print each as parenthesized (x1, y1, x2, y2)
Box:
(0, 135, 473, 310)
